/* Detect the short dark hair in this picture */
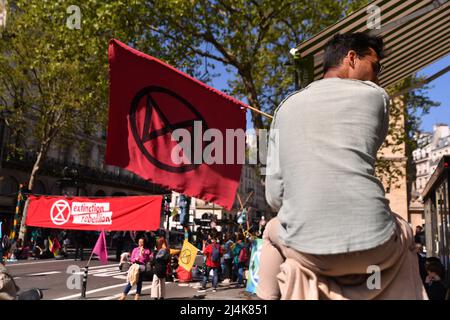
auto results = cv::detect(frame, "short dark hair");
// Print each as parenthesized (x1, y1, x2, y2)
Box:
(323, 32, 384, 73)
(425, 260, 445, 279)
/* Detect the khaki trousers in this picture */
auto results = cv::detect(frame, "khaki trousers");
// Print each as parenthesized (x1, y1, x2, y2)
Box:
(256, 213, 428, 300)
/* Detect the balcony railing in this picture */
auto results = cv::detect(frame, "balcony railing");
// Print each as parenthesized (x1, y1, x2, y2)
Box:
(1, 149, 168, 194)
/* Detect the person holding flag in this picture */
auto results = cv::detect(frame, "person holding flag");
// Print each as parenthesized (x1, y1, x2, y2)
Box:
(198, 235, 223, 293)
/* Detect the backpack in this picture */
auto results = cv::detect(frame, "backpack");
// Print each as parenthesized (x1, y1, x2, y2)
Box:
(238, 246, 249, 264)
(211, 244, 220, 263)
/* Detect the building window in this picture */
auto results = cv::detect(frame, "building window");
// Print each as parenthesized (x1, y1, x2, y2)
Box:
(0, 176, 19, 195)
(32, 180, 46, 195)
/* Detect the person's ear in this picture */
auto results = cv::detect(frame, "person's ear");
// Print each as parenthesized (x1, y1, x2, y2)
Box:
(347, 50, 357, 69)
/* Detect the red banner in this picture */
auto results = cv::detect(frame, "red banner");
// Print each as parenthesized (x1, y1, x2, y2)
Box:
(25, 195, 163, 231)
(106, 39, 246, 209)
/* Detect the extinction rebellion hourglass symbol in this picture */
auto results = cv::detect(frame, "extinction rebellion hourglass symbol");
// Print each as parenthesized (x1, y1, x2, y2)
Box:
(50, 200, 71, 225)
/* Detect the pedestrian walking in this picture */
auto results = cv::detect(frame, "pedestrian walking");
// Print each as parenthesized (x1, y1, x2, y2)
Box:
(151, 247, 169, 300)
(221, 234, 234, 284)
(198, 236, 223, 292)
(232, 234, 249, 288)
(119, 238, 151, 300)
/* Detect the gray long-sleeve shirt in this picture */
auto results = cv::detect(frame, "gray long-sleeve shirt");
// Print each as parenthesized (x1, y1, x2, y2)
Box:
(266, 78, 396, 255)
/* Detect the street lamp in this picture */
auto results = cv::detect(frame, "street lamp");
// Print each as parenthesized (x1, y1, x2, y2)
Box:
(56, 166, 85, 196)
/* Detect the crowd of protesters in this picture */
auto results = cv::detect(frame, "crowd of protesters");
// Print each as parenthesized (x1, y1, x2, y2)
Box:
(0, 228, 100, 262)
(194, 224, 263, 293)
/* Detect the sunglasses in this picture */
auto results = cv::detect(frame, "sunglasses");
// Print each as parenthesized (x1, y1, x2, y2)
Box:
(372, 60, 384, 76)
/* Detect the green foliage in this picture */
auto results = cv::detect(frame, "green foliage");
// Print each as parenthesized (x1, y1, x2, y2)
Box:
(375, 76, 440, 192)
(0, 0, 201, 188)
(0, 0, 440, 195)
(147, 0, 369, 128)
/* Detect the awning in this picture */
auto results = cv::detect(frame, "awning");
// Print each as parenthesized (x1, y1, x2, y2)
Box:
(294, 0, 450, 88)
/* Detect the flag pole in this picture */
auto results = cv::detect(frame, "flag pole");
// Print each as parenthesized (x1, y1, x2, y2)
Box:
(243, 105, 274, 120)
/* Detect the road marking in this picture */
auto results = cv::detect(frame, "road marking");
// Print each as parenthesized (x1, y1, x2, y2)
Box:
(55, 282, 176, 300)
(6, 255, 117, 267)
(6, 259, 77, 267)
(87, 264, 120, 270)
(98, 282, 176, 300)
(28, 271, 62, 276)
(54, 283, 127, 300)
(72, 266, 125, 278)
(178, 283, 190, 287)
(98, 285, 153, 300)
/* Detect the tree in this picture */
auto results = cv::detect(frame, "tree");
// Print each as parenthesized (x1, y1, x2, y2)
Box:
(376, 75, 440, 195)
(147, 0, 369, 129)
(0, 0, 200, 239)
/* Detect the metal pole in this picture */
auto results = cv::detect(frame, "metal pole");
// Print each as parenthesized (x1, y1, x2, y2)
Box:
(80, 266, 89, 299)
(166, 206, 170, 231)
(80, 250, 94, 299)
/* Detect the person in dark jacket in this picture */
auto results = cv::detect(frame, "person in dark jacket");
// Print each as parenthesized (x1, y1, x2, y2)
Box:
(414, 226, 425, 246)
(151, 248, 169, 300)
(73, 231, 85, 261)
(416, 242, 427, 285)
(424, 258, 447, 300)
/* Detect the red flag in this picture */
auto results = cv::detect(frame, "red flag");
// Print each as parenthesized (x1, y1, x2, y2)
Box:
(106, 39, 246, 209)
(51, 237, 61, 253)
(92, 230, 108, 264)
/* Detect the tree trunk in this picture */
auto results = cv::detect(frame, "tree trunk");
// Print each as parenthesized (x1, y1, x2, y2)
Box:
(18, 143, 48, 241)
(239, 68, 264, 129)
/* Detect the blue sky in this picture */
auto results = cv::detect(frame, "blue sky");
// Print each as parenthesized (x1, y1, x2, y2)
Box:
(415, 54, 450, 133)
(210, 54, 450, 132)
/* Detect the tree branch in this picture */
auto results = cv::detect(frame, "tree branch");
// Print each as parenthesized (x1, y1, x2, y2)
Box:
(148, 25, 231, 65)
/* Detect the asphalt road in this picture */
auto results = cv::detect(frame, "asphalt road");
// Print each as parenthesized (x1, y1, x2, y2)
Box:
(5, 255, 247, 300)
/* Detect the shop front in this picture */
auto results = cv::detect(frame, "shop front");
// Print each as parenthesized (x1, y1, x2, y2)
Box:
(422, 155, 450, 281)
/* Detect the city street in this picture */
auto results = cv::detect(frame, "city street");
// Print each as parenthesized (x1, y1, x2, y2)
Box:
(5, 254, 251, 300)
(1, 0, 449, 304)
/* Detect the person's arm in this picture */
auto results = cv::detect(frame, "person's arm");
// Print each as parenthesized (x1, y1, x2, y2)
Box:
(265, 114, 283, 211)
(143, 249, 151, 264)
(202, 240, 206, 252)
(130, 248, 137, 263)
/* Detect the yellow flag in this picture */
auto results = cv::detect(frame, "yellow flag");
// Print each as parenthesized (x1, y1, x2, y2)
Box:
(178, 240, 198, 272)
(48, 237, 53, 252)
